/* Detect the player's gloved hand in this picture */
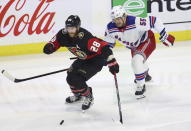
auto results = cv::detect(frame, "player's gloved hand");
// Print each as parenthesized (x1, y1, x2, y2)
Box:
(107, 58, 119, 75)
(43, 43, 55, 54)
(159, 34, 175, 47)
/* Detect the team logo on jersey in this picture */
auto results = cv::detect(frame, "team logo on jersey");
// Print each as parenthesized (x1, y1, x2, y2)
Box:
(68, 47, 87, 60)
(78, 32, 84, 39)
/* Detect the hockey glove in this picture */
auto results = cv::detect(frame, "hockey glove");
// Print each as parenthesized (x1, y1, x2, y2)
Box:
(107, 56, 119, 75)
(43, 43, 55, 54)
(160, 34, 175, 47)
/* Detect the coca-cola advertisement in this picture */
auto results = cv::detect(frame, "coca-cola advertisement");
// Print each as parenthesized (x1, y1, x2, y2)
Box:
(0, 0, 93, 45)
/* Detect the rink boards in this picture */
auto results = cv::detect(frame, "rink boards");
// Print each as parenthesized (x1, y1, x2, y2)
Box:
(0, 0, 191, 56)
(0, 30, 191, 56)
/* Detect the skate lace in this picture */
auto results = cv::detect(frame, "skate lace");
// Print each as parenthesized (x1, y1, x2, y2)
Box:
(83, 97, 92, 106)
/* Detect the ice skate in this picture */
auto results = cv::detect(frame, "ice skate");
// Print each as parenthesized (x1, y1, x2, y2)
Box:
(135, 84, 146, 99)
(82, 87, 94, 111)
(66, 94, 82, 103)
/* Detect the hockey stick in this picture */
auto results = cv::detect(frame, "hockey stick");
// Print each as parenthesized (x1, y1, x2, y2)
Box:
(114, 73, 123, 124)
(70, 57, 78, 60)
(1, 68, 69, 83)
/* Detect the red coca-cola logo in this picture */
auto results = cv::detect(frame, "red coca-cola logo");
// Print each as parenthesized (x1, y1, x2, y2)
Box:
(0, 0, 56, 37)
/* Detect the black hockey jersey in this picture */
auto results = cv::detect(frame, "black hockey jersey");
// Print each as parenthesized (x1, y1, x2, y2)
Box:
(45, 27, 113, 65)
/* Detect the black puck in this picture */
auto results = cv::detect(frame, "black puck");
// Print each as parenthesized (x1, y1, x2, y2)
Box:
(60, 120, 64, 125)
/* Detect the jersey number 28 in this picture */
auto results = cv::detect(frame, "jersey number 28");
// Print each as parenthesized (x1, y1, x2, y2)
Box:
(90, 41, 101, 52)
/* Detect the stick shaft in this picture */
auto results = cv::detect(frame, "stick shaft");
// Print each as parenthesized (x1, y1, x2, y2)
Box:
(114, 74, 123, 124)
(15, 68, 69, 82)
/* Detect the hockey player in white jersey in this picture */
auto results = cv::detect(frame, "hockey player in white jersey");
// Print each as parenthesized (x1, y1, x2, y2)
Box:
(104, 6, 175, 99)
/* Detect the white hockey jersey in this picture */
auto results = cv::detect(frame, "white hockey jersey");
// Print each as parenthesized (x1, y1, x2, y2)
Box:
(104, 15, 167, 49)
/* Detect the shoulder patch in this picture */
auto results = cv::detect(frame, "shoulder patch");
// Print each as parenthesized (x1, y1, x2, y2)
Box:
(80, 27, 93, 38)
(107, 21, 117, 30)
(127, 15, 136, 25)
(77, 32, 84, 39)
(107, 22, 119, 34)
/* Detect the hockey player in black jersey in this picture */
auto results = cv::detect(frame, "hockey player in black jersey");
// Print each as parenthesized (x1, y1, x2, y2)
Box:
(43, 15, 119, 111)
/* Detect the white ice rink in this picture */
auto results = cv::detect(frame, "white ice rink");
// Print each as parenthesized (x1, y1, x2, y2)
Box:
(0, 41, 191, 131)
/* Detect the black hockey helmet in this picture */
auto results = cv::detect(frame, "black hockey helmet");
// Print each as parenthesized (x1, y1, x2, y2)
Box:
(65, 15, 81, 27)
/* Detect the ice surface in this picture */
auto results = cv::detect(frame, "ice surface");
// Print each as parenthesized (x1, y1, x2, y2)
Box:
(0, 41, 191, 131)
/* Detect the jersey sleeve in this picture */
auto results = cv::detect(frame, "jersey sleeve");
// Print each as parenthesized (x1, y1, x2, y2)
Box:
(48, 30, 63, 51)
(135, 16, 167, 35)
(104, 28, 116, 48)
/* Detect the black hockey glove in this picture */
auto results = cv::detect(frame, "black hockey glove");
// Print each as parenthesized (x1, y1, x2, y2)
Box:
(43, 43, 55, 54)
(107, 57, 119, 75)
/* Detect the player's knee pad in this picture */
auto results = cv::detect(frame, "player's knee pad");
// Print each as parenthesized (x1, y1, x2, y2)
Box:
(131, 54, 145, 73)
(67, 65, 89, 80)
(66, 72, 87, 89)
(66, 72, 78, 86)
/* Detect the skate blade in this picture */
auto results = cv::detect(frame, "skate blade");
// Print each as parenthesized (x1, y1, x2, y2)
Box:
(82, 110, 86, 113)
(81, 106, 91, 113)
(136, 95, 145, 100)
(81, 104, 93, 113)
(65, 100, 83, 104)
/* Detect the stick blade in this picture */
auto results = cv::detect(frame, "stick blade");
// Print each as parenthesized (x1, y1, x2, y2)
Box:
(1, 70, 16, 82)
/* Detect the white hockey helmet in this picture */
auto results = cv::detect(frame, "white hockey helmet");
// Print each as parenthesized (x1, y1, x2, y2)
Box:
(111, 5, 126, 20)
